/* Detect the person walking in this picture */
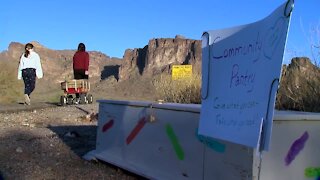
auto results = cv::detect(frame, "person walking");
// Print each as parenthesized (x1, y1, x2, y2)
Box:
(17, 43, 43, 105)
(73, 43, 89, 104)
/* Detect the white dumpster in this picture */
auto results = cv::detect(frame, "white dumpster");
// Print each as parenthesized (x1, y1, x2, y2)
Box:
(85, 100, 319, 179)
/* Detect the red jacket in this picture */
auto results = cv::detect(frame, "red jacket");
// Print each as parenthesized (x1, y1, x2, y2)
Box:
(73, 51, 89, 70)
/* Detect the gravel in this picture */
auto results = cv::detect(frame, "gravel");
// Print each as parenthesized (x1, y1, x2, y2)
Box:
(0, 103, 141, 180)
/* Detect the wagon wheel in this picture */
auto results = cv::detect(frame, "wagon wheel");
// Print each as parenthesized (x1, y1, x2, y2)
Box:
(87, 94, 93, 104)
(67, 95, 73, 105)
(60, 96, 66, 106)
(79, 94, 87, 104)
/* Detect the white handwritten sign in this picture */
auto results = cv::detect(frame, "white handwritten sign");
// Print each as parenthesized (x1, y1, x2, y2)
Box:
(199, 0, 294, 151)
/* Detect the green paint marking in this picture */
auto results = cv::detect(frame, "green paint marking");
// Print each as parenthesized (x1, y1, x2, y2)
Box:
(305, 167, 320, 178)
(166, 124, 184, 160)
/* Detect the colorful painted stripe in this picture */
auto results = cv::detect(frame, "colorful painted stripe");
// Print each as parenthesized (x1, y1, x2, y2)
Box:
(166, 124, 184, 160)
(305, 167, 320, 178)
(197, 134, 226, 153)
(126, 117, 146, 145)
(285, 131, 309, 166)
(102, 119, 114, 132)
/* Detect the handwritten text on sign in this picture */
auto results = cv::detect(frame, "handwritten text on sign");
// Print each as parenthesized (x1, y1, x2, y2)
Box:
(199, 1, 293, 150)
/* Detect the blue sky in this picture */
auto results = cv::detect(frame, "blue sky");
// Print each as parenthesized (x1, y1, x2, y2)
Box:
(0, 0, 318, 64)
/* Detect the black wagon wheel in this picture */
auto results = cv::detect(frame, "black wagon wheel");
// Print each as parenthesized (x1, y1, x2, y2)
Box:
(60, 96, 66, 106)
(87, 94, 93, 104)
(67, 95, 73, 105)
(79, 94, 87, 104)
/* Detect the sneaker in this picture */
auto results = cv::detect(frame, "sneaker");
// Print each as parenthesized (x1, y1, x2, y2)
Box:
(24, 94, 31, 105)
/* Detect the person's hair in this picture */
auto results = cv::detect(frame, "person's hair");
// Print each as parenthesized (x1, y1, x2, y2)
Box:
(77, 43, 86, 52)
(24, 43, 34, 58)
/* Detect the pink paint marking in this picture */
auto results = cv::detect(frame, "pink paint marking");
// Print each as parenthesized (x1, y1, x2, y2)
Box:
(126, 117, 146, 145)
(102, 119, 114, 132)
(285, 131, 309, 166)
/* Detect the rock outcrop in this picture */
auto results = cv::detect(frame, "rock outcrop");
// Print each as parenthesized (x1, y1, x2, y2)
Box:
(276, 57, 320, 111)
(280, 57, 320, 89)
(1, 37, 202, 83)
(119, 36, 201, 81)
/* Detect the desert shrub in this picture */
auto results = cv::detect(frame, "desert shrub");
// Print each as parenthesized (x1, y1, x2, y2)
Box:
(275, 58, 320, 112)
(276, 75, 320, 112)
(0, 61, 23, 103)
(153, 74, 201, 104)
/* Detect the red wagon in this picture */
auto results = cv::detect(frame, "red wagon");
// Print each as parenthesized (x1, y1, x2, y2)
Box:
(60, 79, 93, 105)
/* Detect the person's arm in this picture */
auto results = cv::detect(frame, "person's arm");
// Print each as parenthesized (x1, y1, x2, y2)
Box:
(85, 52, 89, 75)
(73, 53, 76, 70)
(35, 53, 43, 79)
(17, 55, 23, 79)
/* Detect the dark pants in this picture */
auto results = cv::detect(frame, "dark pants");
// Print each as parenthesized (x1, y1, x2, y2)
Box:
(22, 68, 36, 96)
(74, 69, 88, 80)
(74, 69, 88, 98)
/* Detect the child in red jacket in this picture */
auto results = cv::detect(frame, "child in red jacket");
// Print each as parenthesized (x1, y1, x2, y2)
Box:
(73, 43, 89, 103)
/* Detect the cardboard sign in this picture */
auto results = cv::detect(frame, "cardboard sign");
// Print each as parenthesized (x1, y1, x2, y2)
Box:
(198, 0, 294, 151)
(172, 65, 192, 80)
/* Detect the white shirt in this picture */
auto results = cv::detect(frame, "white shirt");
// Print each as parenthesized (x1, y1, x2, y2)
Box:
(17, 50, 43, 79)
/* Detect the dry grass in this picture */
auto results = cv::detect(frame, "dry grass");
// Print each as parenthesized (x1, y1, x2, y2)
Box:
(0, 60, 62, 104)
(275, 59, 320, 112)
(0, 61, 23, 103)
(276, 75, 320, 112)
(153, 74, 201, 104)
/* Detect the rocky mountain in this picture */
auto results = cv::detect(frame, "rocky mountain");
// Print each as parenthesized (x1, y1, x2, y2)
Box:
(0, 36, 201, 83)
(1, 39, 319, 112)
(0, 37, 202, 103)
(0, 41, 121, 84)
(119, 35, 201, 81)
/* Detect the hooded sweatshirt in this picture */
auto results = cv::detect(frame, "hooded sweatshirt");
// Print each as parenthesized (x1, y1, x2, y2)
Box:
(73, 51, 89, 71)
(17, 50, 43, 79)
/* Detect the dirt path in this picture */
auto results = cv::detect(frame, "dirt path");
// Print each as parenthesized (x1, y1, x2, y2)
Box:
(0, 103, 142, 180)
(0, 102, 56, 113)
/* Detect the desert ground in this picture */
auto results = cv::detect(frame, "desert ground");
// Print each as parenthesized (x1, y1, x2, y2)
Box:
(0, 75, 157, 180)
(0, 102, 148, 180)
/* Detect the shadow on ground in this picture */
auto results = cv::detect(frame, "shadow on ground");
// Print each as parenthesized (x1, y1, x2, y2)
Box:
(48, 125, 146, 179)
(48, 125, 97, 156)
(101, 65, 120, 81)
(0, 127, 142, 179)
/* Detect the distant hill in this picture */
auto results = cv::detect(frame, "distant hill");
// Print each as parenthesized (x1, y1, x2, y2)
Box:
(0, 41, 123, 103)
(0, 36, 201, 83)
(0, 41, 122, 84)
(0, 36, 201, 103)
(0, 39, 319, 112)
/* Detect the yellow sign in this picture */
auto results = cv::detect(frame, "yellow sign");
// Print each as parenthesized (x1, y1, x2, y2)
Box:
(172, 65, 192, 80)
